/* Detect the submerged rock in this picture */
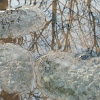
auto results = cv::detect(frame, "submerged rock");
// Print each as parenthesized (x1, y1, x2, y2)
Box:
(0, 43, 35, 94)
(35, 51, 100, 100)
(0, 6, 45, 38)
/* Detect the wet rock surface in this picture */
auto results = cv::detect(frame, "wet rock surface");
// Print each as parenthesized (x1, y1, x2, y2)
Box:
(0, 6, 45, 38)
(0, 43, 35, 94)
(35, 51, 100, 100)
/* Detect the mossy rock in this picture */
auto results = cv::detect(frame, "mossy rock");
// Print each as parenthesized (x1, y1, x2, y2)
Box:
(35, 51, 100, 100)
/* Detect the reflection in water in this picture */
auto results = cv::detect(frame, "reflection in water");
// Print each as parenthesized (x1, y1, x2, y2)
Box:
(0, 36, 16, 44)
(0, 90, 39, 100)
(0, 90, 19, 100)
(1, 1, 51, 100)
(0, 0, 8, 10)
(0, 0, 100, 100)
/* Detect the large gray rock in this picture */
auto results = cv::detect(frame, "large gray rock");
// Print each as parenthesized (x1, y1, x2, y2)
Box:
(0, 6, 45, 38)
(35, 51, 100, 100)
(0, 43, 35, 94)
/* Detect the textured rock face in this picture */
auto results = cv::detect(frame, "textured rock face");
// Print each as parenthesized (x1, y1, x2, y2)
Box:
(0, 43, 34, 94)
(0, 6, 45, 38)
(35, 51, 100, 100)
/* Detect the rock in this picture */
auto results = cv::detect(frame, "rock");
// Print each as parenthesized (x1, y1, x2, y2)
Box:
(0, 43, 35, 94)
(35, 51, 100, 100)
(0, 5, 45, 38)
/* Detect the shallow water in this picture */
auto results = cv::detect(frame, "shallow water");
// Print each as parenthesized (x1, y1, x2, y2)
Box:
(0, 0, 100, 100)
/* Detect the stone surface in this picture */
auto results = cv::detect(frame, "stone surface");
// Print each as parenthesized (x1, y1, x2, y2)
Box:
(0, 5, 45, 38)
(0, 43, 35, 94)
(35, 51, 100, 100)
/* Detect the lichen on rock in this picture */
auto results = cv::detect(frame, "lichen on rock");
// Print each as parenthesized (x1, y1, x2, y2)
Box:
(0, 43, 35, 94)
(0, 5, 45, 38)
(35, 51, 100, 100)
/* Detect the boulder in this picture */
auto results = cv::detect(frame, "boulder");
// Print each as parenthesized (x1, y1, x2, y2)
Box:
(0, 6, 45, 38)
(0, 43, 35, 94)
(35, 51, 100, 100)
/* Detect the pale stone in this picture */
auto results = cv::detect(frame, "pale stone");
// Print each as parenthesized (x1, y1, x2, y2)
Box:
(0, 6, 45, 38)
(35, 51, 100, 100)
(0, 43, 35, 94)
